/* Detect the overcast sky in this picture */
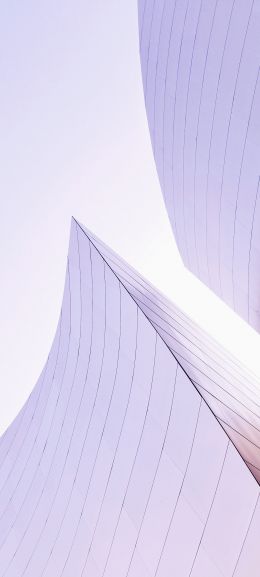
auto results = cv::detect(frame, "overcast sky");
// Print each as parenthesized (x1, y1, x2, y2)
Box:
(1, 0, 260, 435)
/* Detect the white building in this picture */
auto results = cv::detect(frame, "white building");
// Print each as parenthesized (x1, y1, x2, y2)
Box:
(139, 0, 260, 330)
(0, 219, 259, 576)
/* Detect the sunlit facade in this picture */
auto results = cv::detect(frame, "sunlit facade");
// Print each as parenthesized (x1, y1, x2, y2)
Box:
(0, 220, 259, 576)
(87, 225, 260, 483)
(139, 0, 260, 331)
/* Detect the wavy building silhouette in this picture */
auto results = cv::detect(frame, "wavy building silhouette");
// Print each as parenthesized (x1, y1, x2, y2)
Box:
(0, 219, 260, 576)
(1, 1, 260, 573)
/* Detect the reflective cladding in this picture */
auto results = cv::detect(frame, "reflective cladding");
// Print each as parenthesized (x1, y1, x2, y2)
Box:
(85, 223, 260, 483)
(139, 0, 260, 331)
(1, 220, 259, 576)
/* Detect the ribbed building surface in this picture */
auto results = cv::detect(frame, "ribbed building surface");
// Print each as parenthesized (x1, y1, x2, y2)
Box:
(86, 224, 260, 483)
(139, 0, 260, 330)
(0, 219, 260, 576)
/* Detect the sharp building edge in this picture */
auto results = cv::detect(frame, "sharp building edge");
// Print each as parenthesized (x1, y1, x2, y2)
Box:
(0, 219, 260, 577)
(82, 221, 260, 483)
(138, 0, 260, 331)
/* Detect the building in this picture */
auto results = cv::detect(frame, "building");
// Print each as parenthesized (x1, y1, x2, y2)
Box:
(0, 219, 259, 576)
(86, 223, 260, 482)
(139, 0, 260, 330)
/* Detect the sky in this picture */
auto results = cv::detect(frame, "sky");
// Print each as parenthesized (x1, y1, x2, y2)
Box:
(1, 0, 260, 435)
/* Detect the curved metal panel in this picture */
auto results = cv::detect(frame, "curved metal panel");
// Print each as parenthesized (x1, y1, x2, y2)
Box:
(85, 224, 260, 482)
(1, 220, 259, 576)
(139, 0, 260, 330)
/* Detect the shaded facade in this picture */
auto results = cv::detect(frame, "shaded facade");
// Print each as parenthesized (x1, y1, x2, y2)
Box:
(0, 219, 260, 576)
(139, 0, 260, 330)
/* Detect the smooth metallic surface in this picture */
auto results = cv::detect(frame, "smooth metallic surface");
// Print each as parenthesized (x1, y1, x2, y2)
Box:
(139, 0, 260, 330)
(86, 224, 260, 482)
(1, 220, 260, 576)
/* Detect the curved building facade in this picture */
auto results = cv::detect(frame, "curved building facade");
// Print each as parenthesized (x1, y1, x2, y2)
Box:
(0, 219, 260, 576)
(139, 0, 260, 330)
(85, 224, 260, 482)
